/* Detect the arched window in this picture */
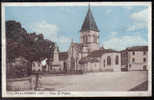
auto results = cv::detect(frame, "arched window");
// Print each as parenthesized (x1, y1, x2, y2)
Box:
(115, 56, 119, 65)
(132, 58, 135, 63)
(107, 56, 111, 66)
(104, 60, 105, 67)
(143, 58, 146, 62)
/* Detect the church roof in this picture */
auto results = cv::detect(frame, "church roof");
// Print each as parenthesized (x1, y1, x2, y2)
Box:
(79, 49, 119, 64)
(87, 49, 119, 58)
(80, 6, 99, 32)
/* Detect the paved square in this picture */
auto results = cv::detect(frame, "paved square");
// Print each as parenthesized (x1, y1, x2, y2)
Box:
(40, 71, 148, 91)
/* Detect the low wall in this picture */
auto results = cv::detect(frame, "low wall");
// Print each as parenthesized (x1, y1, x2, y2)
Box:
(7, 76, 35, 91)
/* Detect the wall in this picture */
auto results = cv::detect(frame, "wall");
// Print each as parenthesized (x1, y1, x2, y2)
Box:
(121, 51, 128, 66)
(67, 44, 81, 72)
(80, 30, 99, 52)
(49, 61, 64, 72)
(101, 53, 121, 72)
(7, 76, 34, 91)
(128, 63, 147, 71)
(81, 57, 101, 72)
(85, 61, 100, 72)
(128, 51, 148, 71)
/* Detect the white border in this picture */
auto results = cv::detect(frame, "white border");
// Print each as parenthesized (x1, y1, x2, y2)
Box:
(1, 2, 152, 6)
(1, 2, 152, 97)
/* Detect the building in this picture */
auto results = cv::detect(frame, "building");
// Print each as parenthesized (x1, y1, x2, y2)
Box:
(49, 45, 62, 72)
(48, 45, 68, 73)
(32, 61, 42, 72)
(121, 46, 148, 71)
(100, 49, 121, 72)
(80, 6, 100, 52)
(67, 42, 83, 72)
(79, 49, 121, 72)
(59, 52, 68, 72)
(67, 6, 121, 72)
(47, 6, 148, 73)
(66, 6, 102, 72)
(32, 58, 48, 72)
(46, 5, 122, 73)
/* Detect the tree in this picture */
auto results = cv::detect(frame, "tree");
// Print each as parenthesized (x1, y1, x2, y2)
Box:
(6, 20, 55, 78)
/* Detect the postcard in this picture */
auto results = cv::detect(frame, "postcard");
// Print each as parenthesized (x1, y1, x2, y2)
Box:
(1, 2, 152, 97)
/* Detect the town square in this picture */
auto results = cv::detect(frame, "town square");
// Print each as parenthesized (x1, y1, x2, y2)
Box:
(2, 2, 152, 97)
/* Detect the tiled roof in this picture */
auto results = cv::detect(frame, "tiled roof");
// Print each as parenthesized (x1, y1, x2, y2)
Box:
(80, 7, 99, 32)
(126, 46, 148, 51)
(59, 52, 68, 61)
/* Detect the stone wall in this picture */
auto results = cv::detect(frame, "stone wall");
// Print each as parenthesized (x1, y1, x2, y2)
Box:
(128, 51, 148, 71)
(101, 53, 121, 72)
(7, 76, 35, 91)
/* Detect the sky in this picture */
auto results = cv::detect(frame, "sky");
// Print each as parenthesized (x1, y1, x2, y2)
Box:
(5, 5, 149, 52)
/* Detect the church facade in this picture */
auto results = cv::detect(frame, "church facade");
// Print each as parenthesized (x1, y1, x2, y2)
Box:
(32, 6, 148, 74)
(48, 6, 122, 73)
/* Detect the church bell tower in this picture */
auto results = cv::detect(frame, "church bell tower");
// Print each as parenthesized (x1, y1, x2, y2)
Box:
(80, 5, 99, 52)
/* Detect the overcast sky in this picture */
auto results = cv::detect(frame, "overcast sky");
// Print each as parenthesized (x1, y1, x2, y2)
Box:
(5, 5, 149, 52)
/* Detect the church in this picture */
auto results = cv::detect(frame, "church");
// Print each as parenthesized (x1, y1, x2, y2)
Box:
(47, 6, 122, 73)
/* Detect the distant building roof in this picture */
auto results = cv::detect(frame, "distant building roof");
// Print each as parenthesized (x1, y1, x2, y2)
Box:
(59, 52, 68, 61)
(126, 46, 148, 51)
(80, 6, 99, 32)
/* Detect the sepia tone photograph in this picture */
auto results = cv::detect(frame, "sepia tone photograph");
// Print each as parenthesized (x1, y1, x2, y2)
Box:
(1, 2, 152, 97)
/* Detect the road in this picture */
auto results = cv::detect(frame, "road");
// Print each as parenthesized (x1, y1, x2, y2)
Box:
(39, 71, 148, 91)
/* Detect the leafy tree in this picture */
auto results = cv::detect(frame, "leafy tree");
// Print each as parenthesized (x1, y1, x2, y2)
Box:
(6, 20, 55, 78)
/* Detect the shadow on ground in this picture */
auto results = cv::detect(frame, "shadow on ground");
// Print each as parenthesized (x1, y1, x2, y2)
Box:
(129, 81, 148, 91)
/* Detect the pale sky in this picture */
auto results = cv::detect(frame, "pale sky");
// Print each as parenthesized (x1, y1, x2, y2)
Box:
(5, 5, 149, 52)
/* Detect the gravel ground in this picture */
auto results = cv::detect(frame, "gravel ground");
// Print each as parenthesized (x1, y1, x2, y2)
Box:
(39, 71, 148, 91)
